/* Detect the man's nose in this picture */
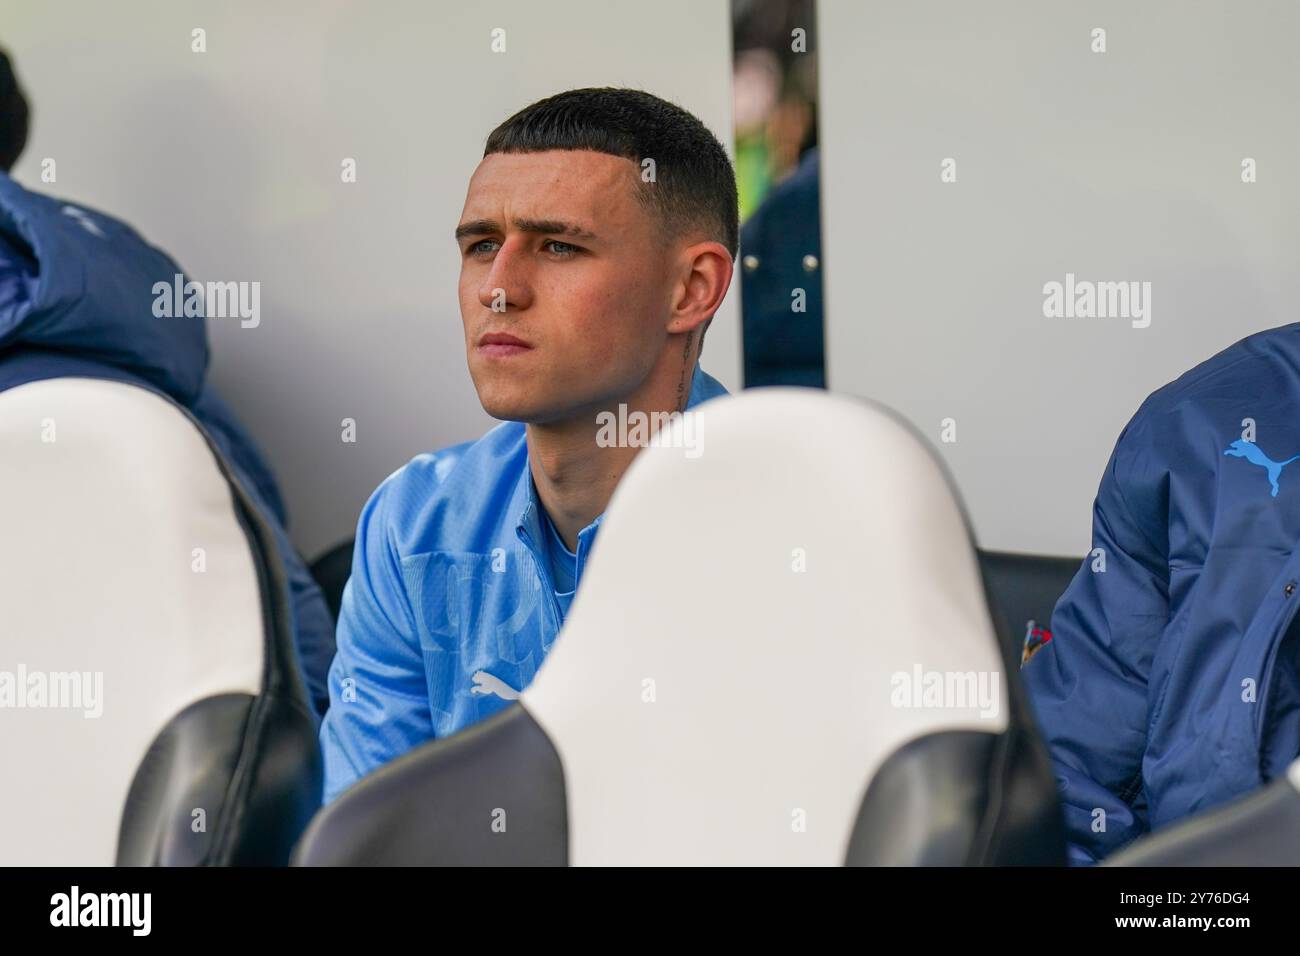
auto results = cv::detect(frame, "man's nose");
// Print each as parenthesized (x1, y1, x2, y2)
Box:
(478, 237, 532, 313)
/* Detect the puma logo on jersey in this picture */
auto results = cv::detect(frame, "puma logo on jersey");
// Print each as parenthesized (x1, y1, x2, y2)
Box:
(1224, 439, 1300, 498)
(470, 670, 519, 700)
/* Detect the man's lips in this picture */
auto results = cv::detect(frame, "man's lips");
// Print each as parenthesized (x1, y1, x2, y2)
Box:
(477, 332, 533, 357)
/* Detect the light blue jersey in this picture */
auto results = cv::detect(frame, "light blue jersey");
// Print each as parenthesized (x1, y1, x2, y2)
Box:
(320, 364, 729, 803)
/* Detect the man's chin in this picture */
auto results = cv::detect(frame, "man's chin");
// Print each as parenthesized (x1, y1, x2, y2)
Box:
(477, 395, 597, 428)
(472, 372, 620, 426)
(476, 393, 550, 424)
(481, 404, 532, 424)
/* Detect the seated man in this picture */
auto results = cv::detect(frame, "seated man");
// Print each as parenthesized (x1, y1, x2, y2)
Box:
(1022, 323, 1300, 864)
(0, 49, 335, 717)
(320, 88, 736, 803)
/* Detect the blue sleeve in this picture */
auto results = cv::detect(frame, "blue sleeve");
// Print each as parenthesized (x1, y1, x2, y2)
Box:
(319, 472, 433, 805)
(1021, 418, 1169, 865)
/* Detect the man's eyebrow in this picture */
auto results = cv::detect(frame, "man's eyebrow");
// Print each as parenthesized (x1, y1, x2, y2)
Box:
(454, 218, 599, 242)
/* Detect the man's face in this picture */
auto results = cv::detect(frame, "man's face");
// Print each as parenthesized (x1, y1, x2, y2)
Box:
(456, 149, 675, 424)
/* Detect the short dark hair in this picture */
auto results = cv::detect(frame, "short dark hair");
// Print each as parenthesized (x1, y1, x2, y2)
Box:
(0, 50, 29, 173)
(484, 87, 738, 262)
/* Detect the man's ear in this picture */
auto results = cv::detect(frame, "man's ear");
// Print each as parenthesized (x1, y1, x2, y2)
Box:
(667, 240, 732, 341)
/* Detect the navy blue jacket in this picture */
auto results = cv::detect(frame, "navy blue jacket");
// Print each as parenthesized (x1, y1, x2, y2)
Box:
(0, 173, 334, 717)
(740, 147, 824, 388)
(1023, 324, 1300, 863)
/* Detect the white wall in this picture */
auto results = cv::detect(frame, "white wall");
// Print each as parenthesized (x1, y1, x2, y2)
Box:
(6, 0, 741, 558)
(819, 0, 1300, 555)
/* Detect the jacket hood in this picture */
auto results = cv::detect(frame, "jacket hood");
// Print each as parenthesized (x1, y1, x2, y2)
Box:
(0, 173, 208, 404)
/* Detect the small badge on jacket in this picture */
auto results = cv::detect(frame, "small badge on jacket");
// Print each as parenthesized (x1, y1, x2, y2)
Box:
(1021, 619, 1053, 667)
